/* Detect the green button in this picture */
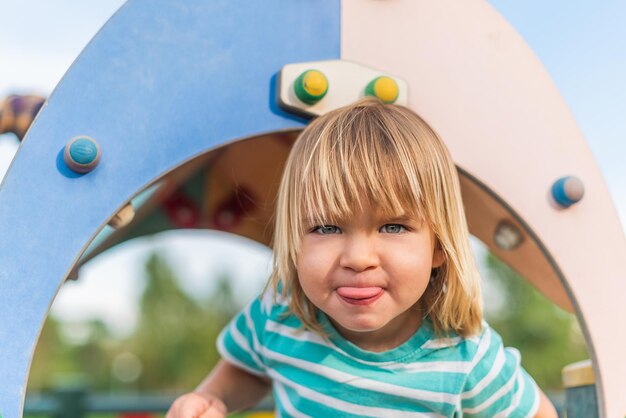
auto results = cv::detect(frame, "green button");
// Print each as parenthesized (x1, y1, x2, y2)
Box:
(294, 69, 329, 104)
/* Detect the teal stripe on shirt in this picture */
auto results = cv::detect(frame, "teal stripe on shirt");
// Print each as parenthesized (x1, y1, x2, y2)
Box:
(278, 368, 440, 413)
(263, 324, 468, 391)
(217, 294, 540, 417)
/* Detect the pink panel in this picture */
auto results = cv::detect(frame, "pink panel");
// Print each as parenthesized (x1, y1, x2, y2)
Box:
(341, 0, 626, 416)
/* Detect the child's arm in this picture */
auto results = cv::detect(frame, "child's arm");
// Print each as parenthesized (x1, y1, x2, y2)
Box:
(166, 359, 271, 418)
(534, 388, 558, 418)
(196, 359, 272, 411)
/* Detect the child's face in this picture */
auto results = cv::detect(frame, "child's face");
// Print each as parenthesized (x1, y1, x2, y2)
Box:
(297, 206, 444, 349)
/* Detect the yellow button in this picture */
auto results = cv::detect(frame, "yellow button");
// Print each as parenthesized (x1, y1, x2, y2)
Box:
(373, 76, 399, 103)
(294, 69, 329, 104)
(302, 70, 328, 96)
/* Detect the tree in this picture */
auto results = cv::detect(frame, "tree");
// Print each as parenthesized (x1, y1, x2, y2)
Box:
(28, 250, 243, 394)
(128, 252, 241, 391)
(483, 252, 588, 390)
(28, 315, 67, 390)
(28, 316, 114, 391)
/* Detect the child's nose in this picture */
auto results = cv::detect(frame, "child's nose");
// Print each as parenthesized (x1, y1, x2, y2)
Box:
(339, 234, 380, 272)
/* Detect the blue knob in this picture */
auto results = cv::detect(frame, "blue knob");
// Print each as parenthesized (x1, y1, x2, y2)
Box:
(551, 176, 584, 208)
(64, 136, 101, 173)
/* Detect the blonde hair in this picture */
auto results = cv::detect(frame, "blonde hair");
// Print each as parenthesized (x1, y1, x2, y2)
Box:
(269, 98, 483, 338)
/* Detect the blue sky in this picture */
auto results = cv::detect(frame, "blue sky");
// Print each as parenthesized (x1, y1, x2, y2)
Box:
(488, 0, 626, 217)
(0, 1, 624, 334)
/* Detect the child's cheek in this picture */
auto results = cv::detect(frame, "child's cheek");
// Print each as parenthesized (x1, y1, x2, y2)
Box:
(297, 243, 339, 303)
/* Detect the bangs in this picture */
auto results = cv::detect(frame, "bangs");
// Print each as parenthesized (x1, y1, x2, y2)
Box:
(272, 98, 483, 338)
(295, 109, 426, 230)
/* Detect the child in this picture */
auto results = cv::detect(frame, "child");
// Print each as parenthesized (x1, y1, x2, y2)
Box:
(166, 99, 557, 417)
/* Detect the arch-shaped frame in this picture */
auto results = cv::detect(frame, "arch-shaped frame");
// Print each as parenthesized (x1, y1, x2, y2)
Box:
(0, 1, 624, 417)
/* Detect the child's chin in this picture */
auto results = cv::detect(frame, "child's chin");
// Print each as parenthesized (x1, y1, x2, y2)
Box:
(338, 317, 385, 333)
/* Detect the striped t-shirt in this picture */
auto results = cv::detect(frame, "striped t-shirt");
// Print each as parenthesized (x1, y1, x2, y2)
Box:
(217, 292, 540, 417)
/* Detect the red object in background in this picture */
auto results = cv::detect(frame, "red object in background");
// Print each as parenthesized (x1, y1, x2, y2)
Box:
(163, 190, 201, 228)
(213, 185, 257, 231)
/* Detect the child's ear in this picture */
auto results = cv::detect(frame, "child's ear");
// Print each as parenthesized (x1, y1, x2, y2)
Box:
(431, 242, 445, 268)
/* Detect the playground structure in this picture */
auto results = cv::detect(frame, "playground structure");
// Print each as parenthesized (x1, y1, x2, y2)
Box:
(0, 1, 624, 417)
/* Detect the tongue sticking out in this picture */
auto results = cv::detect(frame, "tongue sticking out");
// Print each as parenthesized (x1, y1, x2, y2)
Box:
(337, 287, 383, 300)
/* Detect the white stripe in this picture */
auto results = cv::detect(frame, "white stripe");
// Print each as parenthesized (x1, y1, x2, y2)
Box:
(386, 333, 481, 372)
(469, 327, 492, 369)
(260, 290, 274, 315)
(261, 346, 458, 406)
(268, 369, 443, 418)
(461, 342, 509, 399)
(227, 319, 265, 371)
(217, 337, 266, 377)
(462, 355, 519, 414)
(243, 303, 264, 356)
(495, 372, 524, 417)
(275, 381, 312, 418)
(265, 320, 399, 367)
(260, 289, 289, 315)
(402, 328, 491, 376)
(524, 379, 541, 418)
(421, 336, 462, 349)
(398, 360, 470, 374)
(266, 320, 470, 373)
(266, 320, 329, 346)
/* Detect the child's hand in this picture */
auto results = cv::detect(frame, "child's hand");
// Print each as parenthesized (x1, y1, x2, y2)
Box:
(166, 391, 227, 418)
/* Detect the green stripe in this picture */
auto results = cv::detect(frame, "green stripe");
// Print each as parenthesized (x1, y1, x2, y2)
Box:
(478, 389, 515, 417)
(462, 349, 518, 409)
(264, 331, 466, 393)
(516, 370, 540, 417)
(277, 381, 368, 418)
(272, 362, 453, 413)
(464, 328, 501, 390)
(219, 329, 265, 374)
(218, 295, 539, 417)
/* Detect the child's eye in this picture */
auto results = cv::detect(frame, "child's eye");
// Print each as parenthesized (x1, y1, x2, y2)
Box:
(380, 224, 407, 234)
(312, 225, 341, 234)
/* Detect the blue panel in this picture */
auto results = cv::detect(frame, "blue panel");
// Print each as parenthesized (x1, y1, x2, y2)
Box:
(0, 0, 340, 415)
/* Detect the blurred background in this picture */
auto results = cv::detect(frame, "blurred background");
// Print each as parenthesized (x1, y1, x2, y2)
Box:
(1, 1, 624, 417)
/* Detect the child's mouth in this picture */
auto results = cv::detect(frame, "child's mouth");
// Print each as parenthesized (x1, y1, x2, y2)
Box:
(336, 286, 384, 306)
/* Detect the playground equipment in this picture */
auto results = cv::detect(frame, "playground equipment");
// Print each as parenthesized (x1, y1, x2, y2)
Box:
(0, 1, 624, 417)
(0, 95, 45, 141)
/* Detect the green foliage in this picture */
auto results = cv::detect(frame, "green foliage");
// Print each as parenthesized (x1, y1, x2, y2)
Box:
(483, 252, 589, 390)
(29, 317, 113, 390)
(29, 248, 589, 395)
(127, 253, 238, 391)
(28, 251, 242, 393)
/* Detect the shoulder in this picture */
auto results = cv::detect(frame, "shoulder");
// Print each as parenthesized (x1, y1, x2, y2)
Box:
(415, 320, 487, 364)
(257, 287, 298, 325)
(242, 288, 308, 343)
(464, 321, 513, 373)
(429, 321, 512, 374)
(409, 321, 505, 378)
(219, 289, 296, 348)
(460, 322, 540, 417)
(465, 321, 501, 365)
(216, 289, 302, 376)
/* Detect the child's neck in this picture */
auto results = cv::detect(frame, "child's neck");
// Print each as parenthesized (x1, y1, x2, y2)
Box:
(330, 306, 424, 353)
